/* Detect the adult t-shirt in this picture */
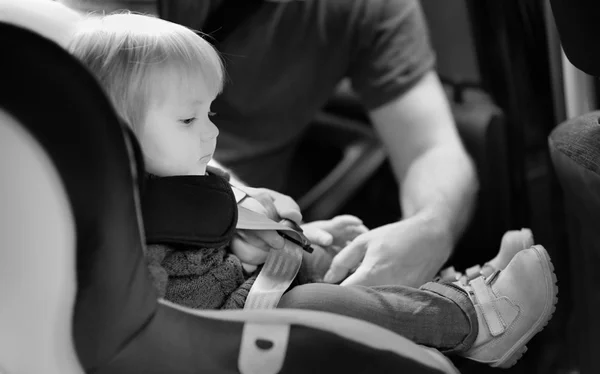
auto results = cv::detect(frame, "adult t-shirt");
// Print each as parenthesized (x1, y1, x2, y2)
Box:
(162, 0, 436, 190)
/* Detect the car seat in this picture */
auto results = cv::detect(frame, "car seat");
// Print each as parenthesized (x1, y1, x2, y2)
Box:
(0, 1, 459, 373)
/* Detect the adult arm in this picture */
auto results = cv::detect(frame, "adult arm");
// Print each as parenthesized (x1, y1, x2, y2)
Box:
(373, 70, 476, 249)
(323, 0, 478, 287)
(326, 72, 478, 287)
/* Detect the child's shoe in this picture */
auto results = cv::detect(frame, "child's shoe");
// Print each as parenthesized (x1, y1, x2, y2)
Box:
(438, 228, 534, 283)
(456, 244, 558, 367)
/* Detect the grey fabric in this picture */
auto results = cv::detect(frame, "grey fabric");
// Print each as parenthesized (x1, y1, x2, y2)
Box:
(146, 244, 254, 310)
(548, 112, 600, 373)
(549, 111, 600, 175)
(278, 281, 477, 353)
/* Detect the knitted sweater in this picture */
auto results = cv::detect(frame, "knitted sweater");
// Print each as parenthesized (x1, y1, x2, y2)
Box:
(146, 243, 257, 310)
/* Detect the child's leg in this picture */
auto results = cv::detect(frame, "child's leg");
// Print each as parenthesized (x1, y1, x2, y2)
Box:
(289, 227, 536, 349)
(278, 281, 478, 353)
(287, 229, 535, 351)
(279, 244, 558, 368)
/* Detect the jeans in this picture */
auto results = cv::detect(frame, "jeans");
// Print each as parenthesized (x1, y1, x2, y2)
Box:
(277, 248, 479, 353)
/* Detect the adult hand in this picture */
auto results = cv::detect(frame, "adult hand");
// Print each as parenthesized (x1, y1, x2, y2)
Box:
(230, 187, 302, 271)
(323, 215, 452, 287)
(301, 215, 369, 251)
(236, 186, 303, 224)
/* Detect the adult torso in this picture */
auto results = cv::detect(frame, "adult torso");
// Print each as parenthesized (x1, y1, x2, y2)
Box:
(164, 0, 371, 189)
(161, 0, 434, 190)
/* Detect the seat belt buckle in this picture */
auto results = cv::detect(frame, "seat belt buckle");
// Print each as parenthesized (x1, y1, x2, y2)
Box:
(278, 219, 314, 253)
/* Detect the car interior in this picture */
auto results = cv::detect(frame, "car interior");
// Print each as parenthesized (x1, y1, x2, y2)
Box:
(0, 0, 599, 373)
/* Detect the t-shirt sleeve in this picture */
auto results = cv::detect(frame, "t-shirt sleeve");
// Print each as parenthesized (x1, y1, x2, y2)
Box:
(349, 0, 436, 111)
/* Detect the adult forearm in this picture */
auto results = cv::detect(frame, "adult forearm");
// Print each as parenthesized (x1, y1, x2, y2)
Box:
(399, 143, 478, 249)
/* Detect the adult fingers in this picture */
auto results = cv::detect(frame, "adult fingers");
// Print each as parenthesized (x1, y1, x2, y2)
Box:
(322, 239, 366, 284)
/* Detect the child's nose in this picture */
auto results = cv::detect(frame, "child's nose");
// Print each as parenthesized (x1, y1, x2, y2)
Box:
(200, 121, 219, 141)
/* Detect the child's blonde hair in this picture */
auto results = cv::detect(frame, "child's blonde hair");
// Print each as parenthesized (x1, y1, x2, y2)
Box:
(68, 12, 224, 130)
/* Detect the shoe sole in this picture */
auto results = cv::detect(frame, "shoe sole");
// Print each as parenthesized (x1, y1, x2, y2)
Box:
(494, 244, 559, 368)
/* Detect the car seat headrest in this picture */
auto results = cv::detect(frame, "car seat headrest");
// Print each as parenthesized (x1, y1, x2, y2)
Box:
(0, 0, 82, 49)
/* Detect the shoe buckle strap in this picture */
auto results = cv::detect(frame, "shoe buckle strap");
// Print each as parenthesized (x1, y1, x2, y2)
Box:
(470, 276, 507, 337)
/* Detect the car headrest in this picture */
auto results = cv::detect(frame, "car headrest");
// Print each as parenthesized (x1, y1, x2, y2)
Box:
(0, 4, 459, 374)
(0, 0, 82, 49)
(550, 0, 600, 76)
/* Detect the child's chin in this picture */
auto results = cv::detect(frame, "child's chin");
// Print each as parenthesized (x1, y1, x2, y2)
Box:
(188, 166, 208, 176)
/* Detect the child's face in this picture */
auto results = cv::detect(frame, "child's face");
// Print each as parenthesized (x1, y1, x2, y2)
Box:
(138, 73, 219, 176)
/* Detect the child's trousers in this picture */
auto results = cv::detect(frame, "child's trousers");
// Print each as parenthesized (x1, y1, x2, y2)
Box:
(277, 281, 478, 353)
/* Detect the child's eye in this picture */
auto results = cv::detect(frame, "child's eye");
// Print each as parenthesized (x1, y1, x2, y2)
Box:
(208, 111, 217, 117)
(180, 117, 196, 126)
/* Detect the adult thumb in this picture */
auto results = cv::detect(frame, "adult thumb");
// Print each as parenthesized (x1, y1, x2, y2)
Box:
(322, 240, 365, 284)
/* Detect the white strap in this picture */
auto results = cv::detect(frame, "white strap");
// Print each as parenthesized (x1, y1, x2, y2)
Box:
(234, 204, 305, 310)
(239, 323, 289, 374)
(244, 240, 303, 309)
(230, 185, 248, 203)
(470, 276, 506, 336)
